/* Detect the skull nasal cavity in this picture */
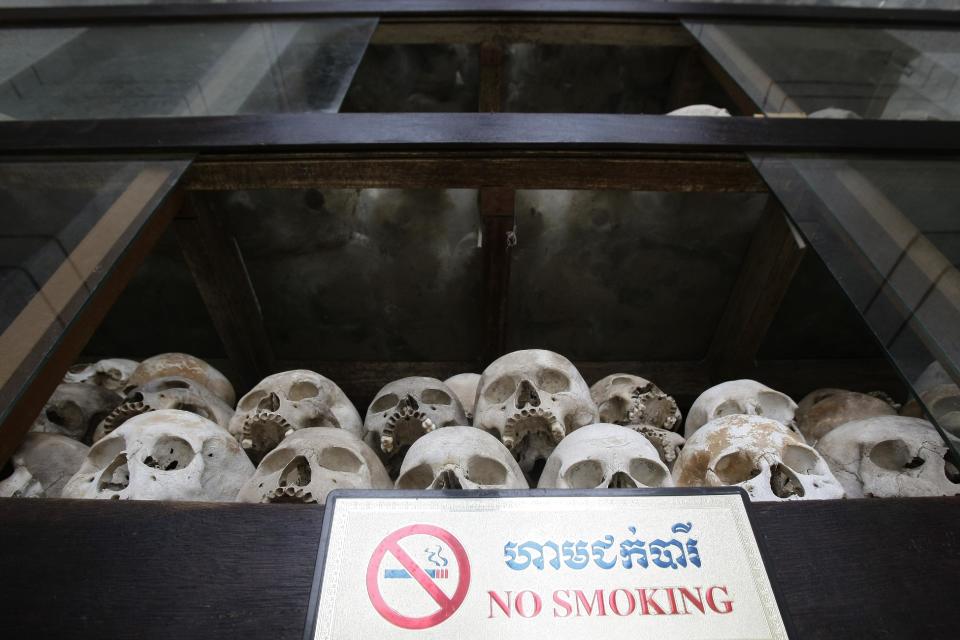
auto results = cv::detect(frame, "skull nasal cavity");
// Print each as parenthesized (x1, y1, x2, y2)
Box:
(98, 453, 130, 492)
(258, 393, 281, 412)
(279, 455, 312, 488)
(608, 471, 638, 489)
(516, 380, 541, 409)
(398, 394, 419, 412)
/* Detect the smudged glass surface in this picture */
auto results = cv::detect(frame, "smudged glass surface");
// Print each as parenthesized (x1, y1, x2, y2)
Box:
(507, 190, 768, 361)
(688, 22, 960, 120)
(0, 18, 376, 120)
(207, 189, 483, 362)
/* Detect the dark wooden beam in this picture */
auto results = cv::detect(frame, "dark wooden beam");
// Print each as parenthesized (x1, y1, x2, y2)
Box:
(174, 195, 275, 390)
(708, 202, 806, 380)
(479, 189, 515, 366)
(372, 20, 692, 46)
(185, 153, 766, 192)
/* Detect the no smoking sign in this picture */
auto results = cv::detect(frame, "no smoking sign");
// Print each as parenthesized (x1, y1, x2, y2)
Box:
(366, 524, 471, 630)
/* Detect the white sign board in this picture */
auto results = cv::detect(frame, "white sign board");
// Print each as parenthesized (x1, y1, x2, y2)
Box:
(306, 489, 790, 640)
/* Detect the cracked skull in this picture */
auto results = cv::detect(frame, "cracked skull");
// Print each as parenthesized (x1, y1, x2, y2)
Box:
(816, 416, 960, 498)
(673, 414, 844, 501)
(236, 427, 390, 505)
(94, 376, 234, 443)
(796, 388, 896, 445)
(64, 358, 138, 392)
(61, 410, 254, 501)
(363, 377, 467, 472)
(0, 433, 89, 498)
(126, 353, 235, 406)
(444, 373, 481, 422)
(474, 349, 598, 475)
(538, 423, 673, 489)
(396, 427, 528, 490)
(590, 373, 681, 432)
(230, 370, 363, 463)
(685, 380, 799, 439)
(31, 383, 121, 442)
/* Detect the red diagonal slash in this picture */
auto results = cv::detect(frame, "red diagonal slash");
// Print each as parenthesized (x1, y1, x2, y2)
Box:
(385, 540, 452, 610)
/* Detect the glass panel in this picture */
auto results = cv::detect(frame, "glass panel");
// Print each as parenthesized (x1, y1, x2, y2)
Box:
(202, 188, 484, 362)
(752, 153, 960, 450)
(687, 22, 960, 120)
(0, 157, 189, 425)
(0, 18, 376, 120)
(672, 0, 960, 7)
(507, 190, 768, 360)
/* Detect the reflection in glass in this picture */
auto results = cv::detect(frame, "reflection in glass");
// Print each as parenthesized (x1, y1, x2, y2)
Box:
(0, 18, 376, 120)
(752, 154, 960, 447)
(0, 158, 189, 424)
(688, 22, 960, 120)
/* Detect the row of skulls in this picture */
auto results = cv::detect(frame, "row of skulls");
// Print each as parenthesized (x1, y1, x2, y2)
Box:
(2, 350, 958, 503)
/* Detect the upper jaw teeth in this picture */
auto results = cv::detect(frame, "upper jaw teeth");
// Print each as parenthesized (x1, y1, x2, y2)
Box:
(380, 409, 435, 453)
(503, 408, 565, 449)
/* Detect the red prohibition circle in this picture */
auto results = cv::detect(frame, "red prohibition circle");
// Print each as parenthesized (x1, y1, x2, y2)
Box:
(366, 524, 471, 630)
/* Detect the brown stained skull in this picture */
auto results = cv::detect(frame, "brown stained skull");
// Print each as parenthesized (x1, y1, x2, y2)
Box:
(795, 389, 896, 444)
(94, 376, 235, 443)
(230, 370, 363, 464)
(31, 383, 122, 443)
(363, 377, 467, 475)
(589, 373, 681, 432)
(474, 349, 598, 475)
(126, 353, 235, 407)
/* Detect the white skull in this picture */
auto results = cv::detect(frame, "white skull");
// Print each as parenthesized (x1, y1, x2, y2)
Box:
(396, 427, 528, 490)
(61, 410, 254, 501)
(64, 358, 138, 392)
(685, 380, 798, 439)
(31, 383, 121, 442)
(230, 370, 363, 463)
(474, 349, 598, 474)
(590, 373, 681, 432)
(816, 416, 960, 498)
(0, 433, 89, 498)
(537, 423, 673, 489)
(673, 414, 844, 501)
(363, 377, 467, 473)
(236, 427, 390, 505)
(444, 373, 481, 422)
(127, 353, 235, 406)
(668, 104, 731, 117)
(94, 376, 235, 443)
(796, 389, 896, 444)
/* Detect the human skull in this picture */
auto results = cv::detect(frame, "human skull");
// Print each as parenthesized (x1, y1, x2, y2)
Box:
(685, 380, 798, 439)
(364, 377, 467, 472)
(816, 416, 960, 498)
(538, 423, 673, 489)
(61, 410, 254, 501)
(395, 427, 528, 490)
(444, 373, 481, 422)
(902, 384, 960, 438)
(668, 104, 731, 117)
(796, 389, 896, 444)
(674, 414, 844, 501)
(94, 376, 235, 443)
(633, 425, 686, 468)
(230, 370, 363, 463)
(590, 373, 681, 432)
(0, 433, 89, 498)
(474, 349, 598, 474)
(236, 427, 390, 505)
(64, 358, 138, 392)
(127, 353, 235, 406)
(31, 383, 121, 442)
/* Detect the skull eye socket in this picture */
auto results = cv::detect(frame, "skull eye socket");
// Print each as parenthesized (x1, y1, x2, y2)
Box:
(782, 444, 821, 475)
(467, 456, 508, 486)
(869, 439, 924, 471)
(153, 379, 191, 391)
(88, 436, 126, 467)
(610, 376, 634, 386)
(45, 400, 83, 428)
(172, 402, 213, 422)
(239, 390, 269, 412)
(563, 460, 605, 489)
(397, 464, 434, 490)
(714, 399, 745, 418)
(421, 389, 452, 406)
(258, 447, 297, 474)
(484, 376, 517, 404)
(714, 451, 760, 485)
(537, 369, 570, 394)
(629, 458, 668, 487)
(317, 447, 363, 473)
(142, 436, 195, 471)
(289, 381, 319, 401)
(370, 393, 399, 413)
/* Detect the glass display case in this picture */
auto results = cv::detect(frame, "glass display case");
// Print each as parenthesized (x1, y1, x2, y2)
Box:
(0, 2, 958, 638)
